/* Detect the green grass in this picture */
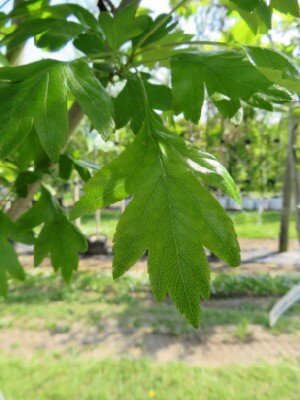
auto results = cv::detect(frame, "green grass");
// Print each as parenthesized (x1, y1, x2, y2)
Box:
(0, 356, 299, 400)
(1, 271, 299, 335)
(80, 209, 297, 239)
(1, 272, 299, 399)
(81, 208, 122, 238)
(231, 211, 297, 239)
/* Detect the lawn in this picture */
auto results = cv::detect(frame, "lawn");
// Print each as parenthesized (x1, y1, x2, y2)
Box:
(1, 273, 300, 399)
(81, 209, 297, 240)
(232, 211, 297, 239)
(0, 356, 299, 400)
(1, 271, 300, 335)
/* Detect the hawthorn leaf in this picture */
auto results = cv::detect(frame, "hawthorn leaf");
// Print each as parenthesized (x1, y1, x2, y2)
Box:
(16, 187, 87, 282)
(114, 74, 172, 132)
(0, 239, 25, 281)
(73, 33, 105, 55)
(133, 14, 177, 48)
(34, 216, 87, 282)
(72, 116, 240, 327)
(245, 46, 300, 92)
(256, 2, 272, 29)
(171, 51, 292, 123)
(170, 56, 204, 124)
(13, 129, 50, 171)
(99, 5, 149, 49)
(65, 61, 115, 140)
(49, 4, 100, 31)
(0, 59, 113, 160)
(34, 64, 68, 162)
(0, 78, 35, 159)
(2, 18, 83, 50)
(59, 154, 93, 181)
(157, 133, 241, 204)
(0, 212, 27, 295)
(230, 0, 260, 12)
(0, 59, 57, 81)
(270, 0, 300, 17)
(59, 154, 73, 180)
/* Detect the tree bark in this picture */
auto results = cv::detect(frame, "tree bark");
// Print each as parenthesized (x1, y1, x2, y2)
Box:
(292, 118, 300, 245)
(294, 166, 300, 244)
(7, 181, 41, 221)
(279, 113, 298, 252)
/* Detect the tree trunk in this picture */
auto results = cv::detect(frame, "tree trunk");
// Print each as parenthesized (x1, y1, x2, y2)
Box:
(294, 167, 300, 244)
(73, 177, 81, 228)
(292, 119, 300, 244)
(279, 113, 298, 252)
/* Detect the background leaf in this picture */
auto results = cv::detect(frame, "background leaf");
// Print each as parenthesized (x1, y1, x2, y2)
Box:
(65, 61, 115, 140)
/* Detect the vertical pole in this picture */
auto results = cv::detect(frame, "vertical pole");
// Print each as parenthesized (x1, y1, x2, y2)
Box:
(279, 112, 298, 252)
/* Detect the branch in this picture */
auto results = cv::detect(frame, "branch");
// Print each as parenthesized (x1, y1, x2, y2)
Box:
(97, 0, 109, 11)
(97, 0, 115, 13)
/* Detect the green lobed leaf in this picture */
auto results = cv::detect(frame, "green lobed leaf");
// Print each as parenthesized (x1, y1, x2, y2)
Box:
(99, 5, 149, 49)
(72, 115, 240, 327)
(270, 0, 300, 17)
(0, 59, 57, 81)
(59, 154, 93, 182)
(170, 50, 292, 124)
(230, 0, 260, 12)
(114, 74, 172, 132)
(2, 18, 84, 50)
(0, 59, 115, 160)
(17, 187, 88, 282)
(34, 64, 69, 162)
(170, 55, 204, 124)
(133, 14, 178, 48)
(65, 61, 115, 140)
(34, 216, 87, 283)
(245, 46, 300, 92)
(12, 129, 50, 171)
(0, 78, 36, 159)
(0, 212, 27, 295)
(224, 0, 299, 30)
(73, 33, 105, 55)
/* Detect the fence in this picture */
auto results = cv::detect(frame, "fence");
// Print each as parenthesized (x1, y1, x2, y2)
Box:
(217, 196, 289, 211)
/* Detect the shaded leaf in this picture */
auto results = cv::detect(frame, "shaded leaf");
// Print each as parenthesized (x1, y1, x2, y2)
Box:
(65, 61, 115, 140)
(270, 0, 299, 17)
(17, 188, 87, 282)
(34, 64, 68, 162)
(114, 74, 172, 132)
(34, 215, 87, 282)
